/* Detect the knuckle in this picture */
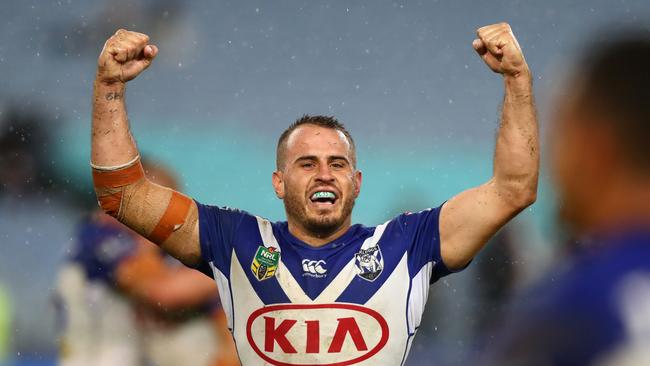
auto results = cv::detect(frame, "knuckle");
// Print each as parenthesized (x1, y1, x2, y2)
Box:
(127, 38, 143, 48)
(123, 41, 138, 51)
(121, 36, 135, 45)
(135, 32, 150, 41)
(110, 37, 128, 48)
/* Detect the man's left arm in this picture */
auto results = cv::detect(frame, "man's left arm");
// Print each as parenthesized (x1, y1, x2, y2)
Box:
(440, 23, 539, 270)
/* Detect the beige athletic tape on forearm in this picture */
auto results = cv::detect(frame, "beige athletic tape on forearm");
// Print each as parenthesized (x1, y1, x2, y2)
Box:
(149, 191, 192, 244)
(92, 157, 193, 246)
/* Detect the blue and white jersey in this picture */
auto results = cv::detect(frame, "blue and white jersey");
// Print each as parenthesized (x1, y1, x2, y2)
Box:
(197, 202, 457, 365)
(483, 229, 650, 366)
(66, 215, 137, 285)
(57, 216, 141, 366)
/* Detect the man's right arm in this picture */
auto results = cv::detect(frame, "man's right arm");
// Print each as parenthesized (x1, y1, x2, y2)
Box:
(91, 29, 201, 266)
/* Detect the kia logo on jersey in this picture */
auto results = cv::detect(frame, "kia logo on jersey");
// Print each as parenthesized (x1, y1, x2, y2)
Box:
(246, 303, 389, 366)
(302, 259, 327, 278)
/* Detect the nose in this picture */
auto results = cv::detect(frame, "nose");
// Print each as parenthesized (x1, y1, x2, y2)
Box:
(315, 163, 335, 183)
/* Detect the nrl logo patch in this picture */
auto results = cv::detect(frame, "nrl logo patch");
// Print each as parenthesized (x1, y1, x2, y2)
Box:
(354, 245, 384, 281)
(251, 246, 280, 281)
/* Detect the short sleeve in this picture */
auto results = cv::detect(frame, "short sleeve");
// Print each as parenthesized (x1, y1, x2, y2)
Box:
(195, 201, 250, 277)
(393, 204, 459, 284)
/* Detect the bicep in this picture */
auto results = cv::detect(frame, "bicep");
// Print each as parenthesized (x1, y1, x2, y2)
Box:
(440, 178, 523, 270)
(119, 179, 202, 266)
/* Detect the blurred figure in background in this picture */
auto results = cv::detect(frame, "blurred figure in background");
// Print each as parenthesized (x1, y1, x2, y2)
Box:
(472, 227, 519, 335)
(0, 104, 84, 357)
(0, 282, 11, 363)
(483, 31, 650, 366)
(0, 106, 55, 197)
(56, 159, 238, 366)
(407, 224, 527, 366)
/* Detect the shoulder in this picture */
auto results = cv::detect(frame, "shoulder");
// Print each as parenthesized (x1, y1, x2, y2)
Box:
(392, 207, 441, 226)
(566, 237, 650, 296)
(195, 202, 260, 230)
(515, 241, 650, 328)
(195, 202, 252, 218)
(377, 207, 443, 242)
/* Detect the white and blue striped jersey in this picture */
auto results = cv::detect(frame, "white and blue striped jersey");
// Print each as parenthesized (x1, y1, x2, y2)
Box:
(196, 202, 459, 365)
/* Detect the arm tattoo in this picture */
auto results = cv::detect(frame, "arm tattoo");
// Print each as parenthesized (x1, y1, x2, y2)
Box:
(105, 92, 123, 101)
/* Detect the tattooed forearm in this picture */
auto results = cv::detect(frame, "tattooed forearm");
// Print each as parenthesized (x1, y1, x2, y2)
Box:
(92, 81, 136, 165)
(105, 92, 123, 101)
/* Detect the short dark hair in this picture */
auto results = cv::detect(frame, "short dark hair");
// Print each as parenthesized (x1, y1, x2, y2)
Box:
(577, 30, 650, 171)
(276, 115, 356, 170)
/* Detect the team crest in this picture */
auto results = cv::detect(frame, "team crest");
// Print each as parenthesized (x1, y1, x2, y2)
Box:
(251, 246, 280, 281)
(354, 245, 384, 281)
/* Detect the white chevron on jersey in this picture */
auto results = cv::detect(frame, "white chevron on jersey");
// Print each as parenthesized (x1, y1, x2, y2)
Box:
(196, 202, 454, 365)
(256, 216, 391, 304)
(209, 262, 233, 330)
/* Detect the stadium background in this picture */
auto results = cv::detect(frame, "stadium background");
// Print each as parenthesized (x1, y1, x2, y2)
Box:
(1, 0, 649, 365)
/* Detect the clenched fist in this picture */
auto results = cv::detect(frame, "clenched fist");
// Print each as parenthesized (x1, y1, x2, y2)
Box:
(473, 23, 528, 78)
(96, 29, 158, 85)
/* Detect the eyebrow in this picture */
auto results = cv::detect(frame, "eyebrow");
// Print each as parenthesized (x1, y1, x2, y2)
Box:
(294, 155, 351, 164)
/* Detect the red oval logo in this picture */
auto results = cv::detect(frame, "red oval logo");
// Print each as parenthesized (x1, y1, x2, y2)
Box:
(246, 303, 389, 366)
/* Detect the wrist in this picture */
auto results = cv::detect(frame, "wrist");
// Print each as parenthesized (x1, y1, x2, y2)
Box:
(504, 69, 533, 98)
(94, 78, 126, 101)
(94, 74, 126, 89)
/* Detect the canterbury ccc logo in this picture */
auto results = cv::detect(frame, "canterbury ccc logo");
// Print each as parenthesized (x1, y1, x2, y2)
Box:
(302, 259, 327, 275)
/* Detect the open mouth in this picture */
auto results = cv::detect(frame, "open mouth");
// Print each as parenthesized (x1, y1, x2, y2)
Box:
(310, 191, 338, 206)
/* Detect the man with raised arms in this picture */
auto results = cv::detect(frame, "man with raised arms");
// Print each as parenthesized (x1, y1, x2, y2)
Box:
(90, 23, 538, 365)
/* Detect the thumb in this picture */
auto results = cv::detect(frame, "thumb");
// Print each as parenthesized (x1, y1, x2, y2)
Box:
(143, 44, 158, 59)
(472, 39, 487, 56)
(129, 45, 158, 74)
(473, 38, 503, 72)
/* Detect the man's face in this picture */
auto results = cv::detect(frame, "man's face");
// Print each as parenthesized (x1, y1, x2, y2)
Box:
(273, 125, 362, 237)
(551, 100, 584, 229)
(550, 91, 611, 233)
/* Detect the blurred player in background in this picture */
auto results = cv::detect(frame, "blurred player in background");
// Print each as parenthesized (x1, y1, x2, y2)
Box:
(483, 31, 650, 366)
(56, 160, 238, 366)
(86, 23, 538, 365)
(0, 282, 10, 363)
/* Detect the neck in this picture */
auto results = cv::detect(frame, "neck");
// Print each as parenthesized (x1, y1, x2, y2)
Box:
(578, 178, 650, 237)
(287, 218, 352, 248)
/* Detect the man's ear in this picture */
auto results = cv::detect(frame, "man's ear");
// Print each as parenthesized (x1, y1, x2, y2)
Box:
(353, 170, 362, 198)
(272, 170, 285, 199)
